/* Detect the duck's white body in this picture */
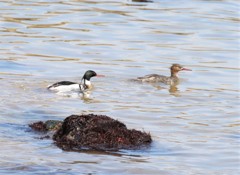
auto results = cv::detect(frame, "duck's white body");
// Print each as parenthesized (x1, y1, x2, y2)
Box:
(48, 83, 79, 92)
(47, 80, 91, 93)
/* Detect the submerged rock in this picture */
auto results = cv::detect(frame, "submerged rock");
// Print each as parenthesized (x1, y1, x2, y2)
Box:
(29, 120, 62, 132)
(29, 114, 152, 151)
(45, 120, 63, 131)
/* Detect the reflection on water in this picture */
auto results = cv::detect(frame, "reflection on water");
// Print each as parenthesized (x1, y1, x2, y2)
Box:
(0, 0, 239, 174)
(169, 85, 180, 96)
(52, 90, 92, 99)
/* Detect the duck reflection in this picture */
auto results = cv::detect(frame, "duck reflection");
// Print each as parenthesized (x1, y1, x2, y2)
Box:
(169, 85, 180, 97)
(148, 83, 180, 97)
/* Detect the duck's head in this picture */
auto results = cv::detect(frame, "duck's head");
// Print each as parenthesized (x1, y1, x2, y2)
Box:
(171, 64, 192, 72)
(170, 64, 192, 77)
(82, 70, 105, 81)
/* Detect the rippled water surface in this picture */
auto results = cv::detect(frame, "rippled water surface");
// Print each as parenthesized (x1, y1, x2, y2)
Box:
(0, 0, 239, 174)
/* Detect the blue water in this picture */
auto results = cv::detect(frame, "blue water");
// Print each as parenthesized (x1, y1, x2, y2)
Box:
(0, 0, 239, 174)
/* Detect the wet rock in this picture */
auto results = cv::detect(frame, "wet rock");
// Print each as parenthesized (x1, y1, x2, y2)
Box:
(29, 121, 47, 132)
(29, 114, 152, 151)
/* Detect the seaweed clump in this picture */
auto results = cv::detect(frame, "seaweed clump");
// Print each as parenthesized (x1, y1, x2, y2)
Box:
(53, 114, 152, 151)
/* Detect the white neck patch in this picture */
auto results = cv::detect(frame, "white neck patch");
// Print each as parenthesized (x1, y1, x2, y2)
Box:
(84, 79, 91, 86)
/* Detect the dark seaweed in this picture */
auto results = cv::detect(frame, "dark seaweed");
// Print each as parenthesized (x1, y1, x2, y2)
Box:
(53, 114, 152, 151)
(29, 114, 152, 151)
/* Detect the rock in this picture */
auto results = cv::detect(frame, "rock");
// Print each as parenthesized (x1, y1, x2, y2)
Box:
(29, 114, 152, 151)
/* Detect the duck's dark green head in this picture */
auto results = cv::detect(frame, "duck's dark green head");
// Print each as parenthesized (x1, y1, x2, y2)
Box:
(82, 70, 97, 80)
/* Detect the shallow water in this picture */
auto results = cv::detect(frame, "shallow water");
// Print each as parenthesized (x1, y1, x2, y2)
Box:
(0, 0, 239, 174)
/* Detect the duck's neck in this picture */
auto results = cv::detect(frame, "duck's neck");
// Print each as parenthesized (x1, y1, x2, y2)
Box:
(83, 79, 92, 89)
(170, 71, 179, 78)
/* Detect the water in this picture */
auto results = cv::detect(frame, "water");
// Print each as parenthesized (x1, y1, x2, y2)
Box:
(0, 0, 239, 174)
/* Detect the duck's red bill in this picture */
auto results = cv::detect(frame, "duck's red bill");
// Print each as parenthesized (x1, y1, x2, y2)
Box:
(181, 68, 192, 71)
(96, 74, 105, 77)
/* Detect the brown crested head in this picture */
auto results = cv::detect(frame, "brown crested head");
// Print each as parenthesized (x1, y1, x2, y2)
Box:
(170, 64, 192, 77)
(170, 64, 192, 72)
(170, 64, 183, 72)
